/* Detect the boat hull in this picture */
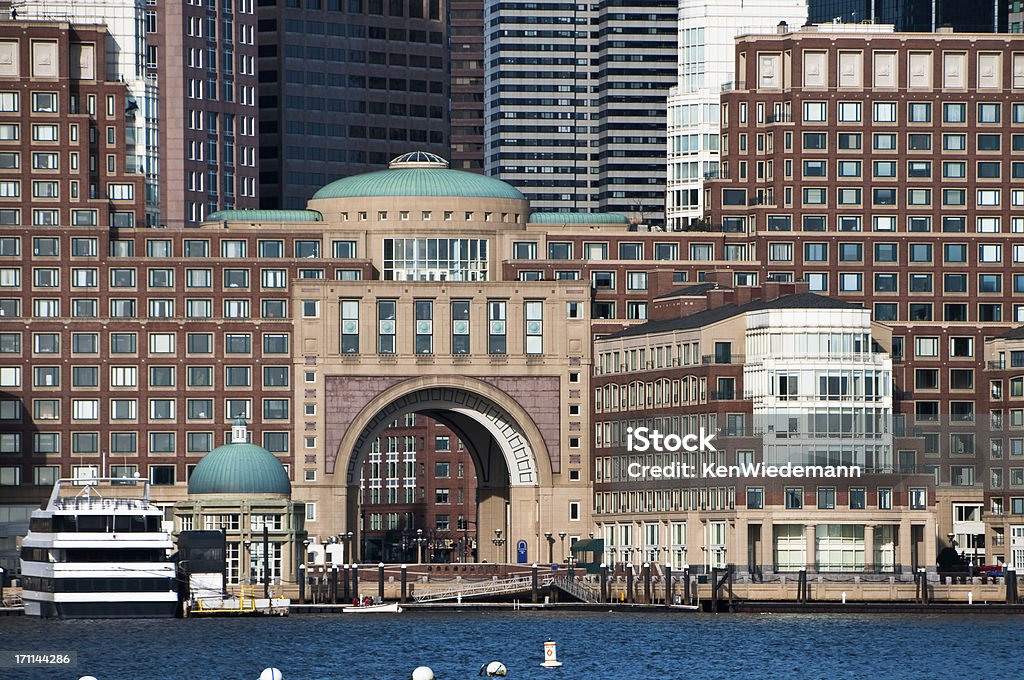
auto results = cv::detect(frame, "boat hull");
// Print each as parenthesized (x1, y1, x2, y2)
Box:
(342, 603, 402, 613)
(26, 599, 179, 619)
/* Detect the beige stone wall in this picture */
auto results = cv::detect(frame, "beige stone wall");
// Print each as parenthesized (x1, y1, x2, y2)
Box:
(292, 278, 593, 565)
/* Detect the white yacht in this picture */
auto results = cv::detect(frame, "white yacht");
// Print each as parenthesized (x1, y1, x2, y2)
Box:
(20, 477, 178, 618)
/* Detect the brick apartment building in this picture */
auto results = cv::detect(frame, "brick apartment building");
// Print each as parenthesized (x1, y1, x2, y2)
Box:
(697, 24, 1024, 568)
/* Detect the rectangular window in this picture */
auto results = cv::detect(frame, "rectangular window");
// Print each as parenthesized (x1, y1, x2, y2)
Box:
(525, 301, 543, 355)
(488, 301, 506, 354)
(414, 300, 433, 354)
(377, 300, 396, 354)
(451, 300, 470, 354)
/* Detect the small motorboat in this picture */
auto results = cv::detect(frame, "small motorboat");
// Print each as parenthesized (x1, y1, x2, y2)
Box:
(342, 602, 403, 613)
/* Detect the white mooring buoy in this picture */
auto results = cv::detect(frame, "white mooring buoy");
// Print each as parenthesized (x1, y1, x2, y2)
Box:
(480, 660, 508, 676)
(411, 666, 435, 680)
(259, 669, 283, 680)
(78, 676, 99, 680)
(540, 639, 563, 668)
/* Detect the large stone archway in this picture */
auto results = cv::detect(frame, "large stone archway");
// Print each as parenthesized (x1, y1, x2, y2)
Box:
(323, 375, 563, 563)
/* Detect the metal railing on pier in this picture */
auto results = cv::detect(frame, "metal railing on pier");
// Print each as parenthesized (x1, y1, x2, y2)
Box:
(550, 575, 600, 603)
(412, 574, 554, 603)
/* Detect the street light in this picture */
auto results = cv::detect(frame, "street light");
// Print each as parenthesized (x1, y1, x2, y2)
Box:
(414, 528, 427, 564)
(487, 532, 503, 561)
(544, 531, 554, 564)
(558, 531, 567, 562)
(338, 531, 355, 566)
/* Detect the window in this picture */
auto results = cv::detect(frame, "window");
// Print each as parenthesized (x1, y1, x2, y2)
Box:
(944, 244, 967, 263)
(978, 134, 1000, 151)
(979, 102, 1001, 123)
(874, 243, 897, 263)
(488, 301, 506, 354)
(837, 133, 861, 150)
(377, 300, 396, 354)
(839, 273, 862, 292)
(839, 243, 862, 262)
(524, 301, 543, 355)
(943, 103, 966, 123)
(785, 488, 803, 509)
(838, 101, 860, 122)
(414, 300, 433, 354)
(980, 244, 1002, 263)
(746, 487, 764, 510)
(908, 133, 931, 151)
(451, 300, 469, 354)
(872, 160, 897, 178)
(817, 487, 836, 509)
(873, 188, 896, 205)
(909, 244, 932, 263)
(803, 101, 827, 122)
(873, 102, 896, 123)
(909, 488, 927, 509)
(804, 243, 828, 262)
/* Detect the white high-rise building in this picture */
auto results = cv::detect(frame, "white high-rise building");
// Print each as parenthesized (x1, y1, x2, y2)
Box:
(13, 0, 159, 224)
(665, 0, 807, 229)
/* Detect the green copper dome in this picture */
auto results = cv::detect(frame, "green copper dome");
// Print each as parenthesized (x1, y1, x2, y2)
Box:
(528, 212, 631, 225)
(312, 152, 526, 201)
(205, 209, 323, 222)
(188, 421, 291, 496)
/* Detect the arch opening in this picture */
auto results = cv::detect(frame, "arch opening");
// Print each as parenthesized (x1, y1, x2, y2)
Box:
(331, 381, 552, 564)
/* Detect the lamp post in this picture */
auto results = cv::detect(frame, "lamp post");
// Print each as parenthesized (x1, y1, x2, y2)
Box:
(544, 531, 554, 564)
(415, 528, 426, 565)
(492, 529, 505, 563)
(558, 531, 567, 563)
(338, 531, 354, 567)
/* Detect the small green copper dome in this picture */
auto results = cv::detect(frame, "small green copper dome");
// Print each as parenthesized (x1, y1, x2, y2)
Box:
(312, 152, 526, 201)
(188, 424, 291, 496)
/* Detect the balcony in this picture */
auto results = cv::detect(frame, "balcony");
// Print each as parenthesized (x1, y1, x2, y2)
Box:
(702, 354, 744, 365)
(765, 113, 792, 124)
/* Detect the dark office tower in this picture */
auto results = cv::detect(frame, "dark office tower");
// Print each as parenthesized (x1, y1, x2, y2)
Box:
(937, 0, 1008, 32)
(808, 0, 1007, 32)
(592, 0, 677, 222)
(256, 0, 451, 210)
(448, 0, 485, 172)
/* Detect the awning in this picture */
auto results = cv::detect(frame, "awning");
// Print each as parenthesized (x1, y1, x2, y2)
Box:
(570, 538, 604, 553)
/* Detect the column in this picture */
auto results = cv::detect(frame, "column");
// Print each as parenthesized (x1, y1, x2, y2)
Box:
(804, 524, 816, 572)
(922, 521, 936, 574)
(760, 519, 774, 574)
(898, 521, 913, 574)
(733, 518, 748, 574)
(863, 524, 875, 573)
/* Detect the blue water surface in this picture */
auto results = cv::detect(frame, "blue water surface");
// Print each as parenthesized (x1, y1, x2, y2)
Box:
(2, 609, 1022, 679)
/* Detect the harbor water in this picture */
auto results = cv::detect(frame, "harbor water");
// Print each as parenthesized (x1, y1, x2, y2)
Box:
(3, 610, 1023, 679)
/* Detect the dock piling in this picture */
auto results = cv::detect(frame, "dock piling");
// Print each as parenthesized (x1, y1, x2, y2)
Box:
(664, 564, 672, 607)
